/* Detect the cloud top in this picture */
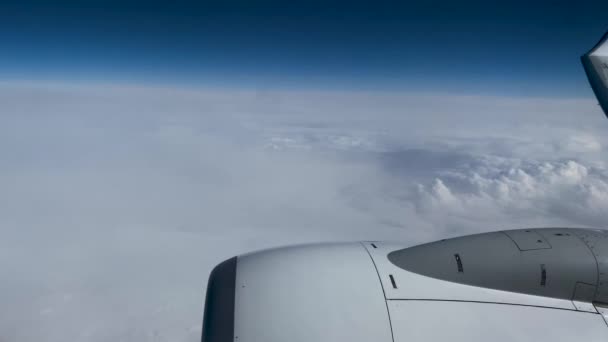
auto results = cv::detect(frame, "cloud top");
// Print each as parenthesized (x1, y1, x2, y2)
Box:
(1, 83, 606, 341)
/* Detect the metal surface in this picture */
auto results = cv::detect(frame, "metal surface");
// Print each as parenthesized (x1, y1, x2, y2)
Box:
(582, 31, 608, 118)
(388, 300, 608, 342)
(202, 229, 608, 342)
(233, 243, 393, 342)
(366, 240, 577, 310)
(572, 282, 599, 312)
(387, 228, 606, 306)
(595, 302, 608, 326)
(572, 229, 608, 303)
(503, 229, 551, 250)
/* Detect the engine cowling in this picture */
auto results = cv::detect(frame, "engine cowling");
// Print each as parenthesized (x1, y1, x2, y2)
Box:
(202, 228, 608, 342)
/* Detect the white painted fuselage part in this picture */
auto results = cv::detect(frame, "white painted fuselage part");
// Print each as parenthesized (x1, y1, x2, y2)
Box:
(388, 300, 608, 342)
(233, 243, 393, 342)
(596, 303, 608, 326)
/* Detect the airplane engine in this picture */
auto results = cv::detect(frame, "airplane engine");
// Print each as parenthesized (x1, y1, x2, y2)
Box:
(202, 228, 608, 342)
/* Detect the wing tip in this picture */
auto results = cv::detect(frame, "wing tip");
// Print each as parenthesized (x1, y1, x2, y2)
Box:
(581, 30, 608, 119)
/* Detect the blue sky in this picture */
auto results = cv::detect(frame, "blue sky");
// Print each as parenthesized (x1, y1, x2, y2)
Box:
(1, 0, 607, 94)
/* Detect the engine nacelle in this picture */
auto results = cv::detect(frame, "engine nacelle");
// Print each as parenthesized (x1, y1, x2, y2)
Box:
(202, 228, 608, 342)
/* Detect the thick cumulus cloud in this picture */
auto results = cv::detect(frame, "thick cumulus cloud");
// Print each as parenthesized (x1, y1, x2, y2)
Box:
(413, 159, 608, 231)
(1, 82, 608, 341)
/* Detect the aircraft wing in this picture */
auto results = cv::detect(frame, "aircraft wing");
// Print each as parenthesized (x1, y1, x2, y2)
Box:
(582, 31, 608, 118)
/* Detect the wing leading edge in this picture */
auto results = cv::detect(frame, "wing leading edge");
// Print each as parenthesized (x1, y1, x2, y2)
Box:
(582, 31, 608, 118)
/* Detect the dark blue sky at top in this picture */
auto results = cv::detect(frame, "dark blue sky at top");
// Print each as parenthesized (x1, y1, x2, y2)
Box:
(1, 0, 607, 95)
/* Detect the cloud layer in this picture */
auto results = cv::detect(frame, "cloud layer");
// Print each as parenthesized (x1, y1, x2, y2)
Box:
(1, 82, 607, 341)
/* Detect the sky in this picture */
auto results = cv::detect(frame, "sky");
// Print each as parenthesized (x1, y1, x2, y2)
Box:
(0, 0, 607, 94)
(2, 2, 608, 342)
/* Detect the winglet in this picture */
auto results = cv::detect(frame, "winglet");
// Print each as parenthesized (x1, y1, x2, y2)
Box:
(582, 31, 608, 119)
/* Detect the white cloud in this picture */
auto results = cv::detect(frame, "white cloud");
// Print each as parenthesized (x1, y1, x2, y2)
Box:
(562, 134, 602, 153)
(1, 82, 607, 341)
(408, 159, 608, 231)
